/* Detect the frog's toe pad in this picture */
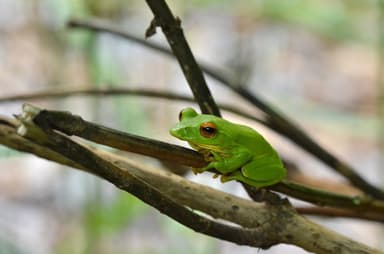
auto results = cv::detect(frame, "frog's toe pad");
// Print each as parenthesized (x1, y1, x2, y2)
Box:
(192, 167, 205, 174)
(220, 174, 235, 183)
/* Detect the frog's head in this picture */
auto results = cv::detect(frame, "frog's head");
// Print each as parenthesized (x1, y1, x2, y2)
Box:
(170, 108, 229, 149)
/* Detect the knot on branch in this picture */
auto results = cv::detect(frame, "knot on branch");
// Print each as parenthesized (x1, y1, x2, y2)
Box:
(145, 16, 182, 39)
(33, 108, 86, 135)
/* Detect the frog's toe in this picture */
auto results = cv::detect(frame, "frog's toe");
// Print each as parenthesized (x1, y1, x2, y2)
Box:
(220, 174, 236, 183)
(220, 175, 229, 183)
(192, 168, 200, 174)
(192, 167, 206, 174)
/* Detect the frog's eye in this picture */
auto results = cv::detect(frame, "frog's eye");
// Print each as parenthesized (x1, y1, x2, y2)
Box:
(178, 108, 198, 121)
(200, 122, 217, 138)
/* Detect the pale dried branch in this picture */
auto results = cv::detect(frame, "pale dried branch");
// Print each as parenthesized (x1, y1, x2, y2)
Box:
(0, 105, 381, 253)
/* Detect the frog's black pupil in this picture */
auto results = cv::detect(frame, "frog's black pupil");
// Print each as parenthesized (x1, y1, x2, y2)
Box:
(203, 127, 215, 133)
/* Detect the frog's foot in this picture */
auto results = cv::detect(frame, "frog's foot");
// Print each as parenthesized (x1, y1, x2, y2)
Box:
(192, 167, 202, 175)
(192, 167, 209, 175)
(212, 173, 220, 179)
(198, 149, 214, 162)
(220, 171, 242, 183)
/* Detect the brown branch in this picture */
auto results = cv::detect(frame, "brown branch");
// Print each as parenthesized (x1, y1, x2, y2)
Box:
(287, 168, 362, 196)
(271, 181, 384, 213)
(144, 0, 220, 116)
(0, 88, 371, 200)
(0, 119, 277, 248)
(2, 107, 381, 253)
(0, 117, 87, 171)
(296, 206, 384, 222)
(0, 87, 267, 125)
(66, 17, 384, 200)
(30, 106, 205, 168)
(9, 110, 290, 249)
(20, 105, 384, 216)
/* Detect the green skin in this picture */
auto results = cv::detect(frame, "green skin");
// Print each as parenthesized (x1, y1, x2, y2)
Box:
(169, 108, 286, 188)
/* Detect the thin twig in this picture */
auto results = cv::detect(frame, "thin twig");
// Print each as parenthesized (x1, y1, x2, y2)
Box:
(144, 0, 221, 116)
(67, 18, 384, 199)
(0, 88, 267, 125)
(272, 181, 384, 213)
(296, 206, 384, 222)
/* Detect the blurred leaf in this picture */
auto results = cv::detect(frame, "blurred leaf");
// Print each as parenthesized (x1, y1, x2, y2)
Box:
(114, 98, 150, 136)
(85, 191, 148, 235)
(161, 218, 218, 254)
(260, 0, 356, 41)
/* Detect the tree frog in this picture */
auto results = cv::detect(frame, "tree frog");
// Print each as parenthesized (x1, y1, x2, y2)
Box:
(169, 108, 286, 188)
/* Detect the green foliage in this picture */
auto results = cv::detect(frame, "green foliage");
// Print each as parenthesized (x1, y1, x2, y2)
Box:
(85, 191, 148, 235)
(161, 219, 218, 254)
(114, 98, 150, 136)
(182, 0, 376, 43)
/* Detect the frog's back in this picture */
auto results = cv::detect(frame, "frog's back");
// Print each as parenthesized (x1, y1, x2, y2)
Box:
(225, 121, 278, 156)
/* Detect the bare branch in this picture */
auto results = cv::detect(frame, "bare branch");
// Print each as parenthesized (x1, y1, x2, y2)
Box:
(0, 107, 380, 253)
(24, 105, 384, 215)
(0, 87, 266, 125)
(0, 121, 275, 248)
(296, 206, 384, 222)
(66, 18, 384, 199)
(144, 0, 220, 116)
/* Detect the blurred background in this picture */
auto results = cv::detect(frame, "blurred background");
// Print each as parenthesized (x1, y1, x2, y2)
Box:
(0, 0, 383, 253)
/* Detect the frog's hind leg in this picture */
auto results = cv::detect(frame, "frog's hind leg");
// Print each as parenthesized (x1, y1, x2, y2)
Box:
(220, 171, 268, 188)
(241, 157, 286, 184)
(221, 160, 286, 188)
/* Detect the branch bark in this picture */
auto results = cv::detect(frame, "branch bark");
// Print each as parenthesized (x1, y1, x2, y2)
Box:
(144, 0, 221, 116)
(0, 87, 267, 124)
(0, 106, 381, 253)
(296, 206, 384, 222)
(67, 18, 384, 200)
(23, 105, 384, 215)
(6, 89, 384, 222)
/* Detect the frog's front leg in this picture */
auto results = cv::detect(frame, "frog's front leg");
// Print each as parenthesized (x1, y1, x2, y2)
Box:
(192, 151, 221, 174)
(192, 149, 216, 174)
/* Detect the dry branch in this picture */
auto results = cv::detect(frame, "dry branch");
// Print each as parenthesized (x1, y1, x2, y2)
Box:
(0, 105, 381, 253)
(67, 17, 384, 199)
(23, 105, 384, 215)
(145, 0, 220, 116)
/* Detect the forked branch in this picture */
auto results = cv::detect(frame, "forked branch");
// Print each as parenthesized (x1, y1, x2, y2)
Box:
(0, 105, 380, 254)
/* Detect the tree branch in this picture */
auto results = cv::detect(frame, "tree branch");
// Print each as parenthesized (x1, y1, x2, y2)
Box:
(296, 206, 384, 222)
(0, 87, 266, 125)
(144, 0, 221, 116)
(0, 106, 380, 253)
(0, 120, 277, 248)
(66, 17, 384, 199)
(272, 181, 384, 213)
(17, 104, 384, 216)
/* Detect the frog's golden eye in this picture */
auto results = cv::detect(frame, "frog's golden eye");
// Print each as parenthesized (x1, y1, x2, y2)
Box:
(200, 122, 217, 138)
